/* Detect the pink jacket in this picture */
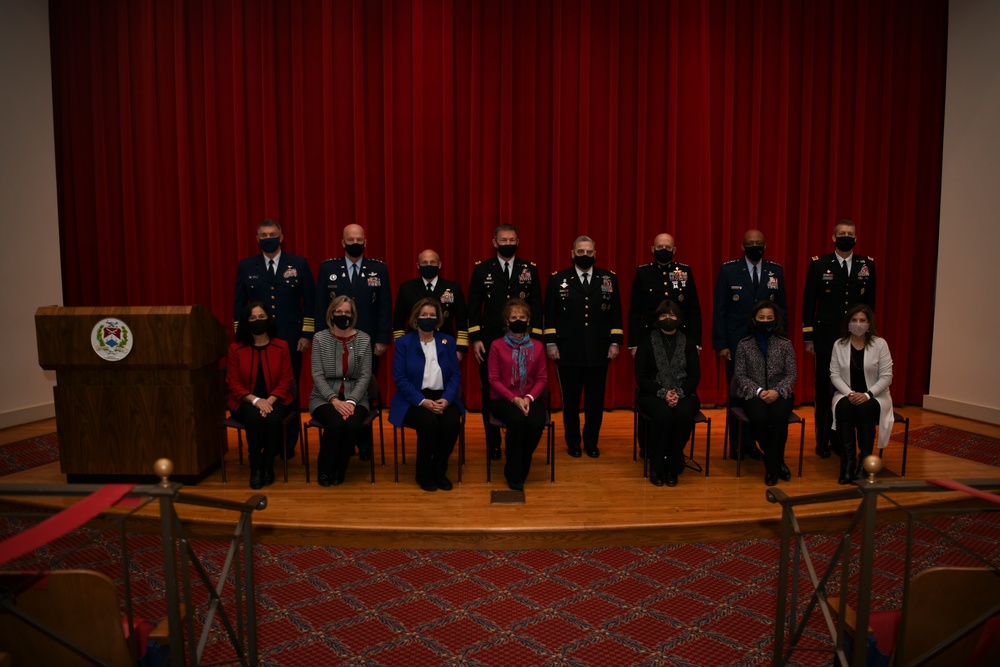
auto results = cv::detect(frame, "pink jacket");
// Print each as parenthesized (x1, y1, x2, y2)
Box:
(487, 337, 548, 401)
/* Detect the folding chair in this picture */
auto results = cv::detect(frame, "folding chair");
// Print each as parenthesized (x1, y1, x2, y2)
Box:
(723, 406, 806, 478)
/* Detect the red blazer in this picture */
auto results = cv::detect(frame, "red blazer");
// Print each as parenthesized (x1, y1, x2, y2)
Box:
(226, 339, 295, 412)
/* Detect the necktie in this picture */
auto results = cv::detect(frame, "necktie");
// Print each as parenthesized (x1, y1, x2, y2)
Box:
(841, 260, 849, 280)
(504, 262, 511, 281)
(582, 272, 590, 287)
(351, 263, 359, 289)
(751, 264, 758, 290)
(426, 281, 434, 294)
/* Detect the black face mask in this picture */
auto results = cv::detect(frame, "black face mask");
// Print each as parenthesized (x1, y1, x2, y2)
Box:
(744, 246, 765, 263)
(416, 317, 437, 332)
(755, 321, 776, 336)
(508, 319, 529, 334)
(497, 244, 517, 259)
(258, 237, 280, 253)
(834, 236, 856, 252)
(573, 255, 596, 271)
(330, 315, 352, 330)
(418, 265, 440, 280)
(344, 242, 365, 258)
(653, 248, 674, 264)
(658, 318, 679, 332)
(249, 319, 269, 336)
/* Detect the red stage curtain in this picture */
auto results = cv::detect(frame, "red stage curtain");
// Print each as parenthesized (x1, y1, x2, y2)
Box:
(49, 0, 948, 409)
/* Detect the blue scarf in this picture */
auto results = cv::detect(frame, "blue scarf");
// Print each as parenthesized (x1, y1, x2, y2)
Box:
(503, 332, 534, 393)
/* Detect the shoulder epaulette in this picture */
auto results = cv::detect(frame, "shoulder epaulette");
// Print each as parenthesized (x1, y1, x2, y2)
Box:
(475, 260, 482, 265)
(867, 256, 874, 261)
(608, 269, 616, 275)
(366, 257, 386, 264)
(723, 258, 740, 265)
(766, 260, 783, 268)
(638, 261, 655, 268)
(529, 261, 537, 266)
(811, 256, 820, 261)
(321, 257, 339, 263)
(551, 270, 559, 276)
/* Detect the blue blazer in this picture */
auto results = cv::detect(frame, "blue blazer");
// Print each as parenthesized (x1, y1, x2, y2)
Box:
(388, 331, 464, 426)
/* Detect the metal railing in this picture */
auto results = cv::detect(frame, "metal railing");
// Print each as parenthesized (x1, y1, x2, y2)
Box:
(0, 459, 266, 666)
(768, 462, 1000, 666)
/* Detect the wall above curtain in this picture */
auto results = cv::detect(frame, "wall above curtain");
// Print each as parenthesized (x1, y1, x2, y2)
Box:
(49, 0, 948, 408)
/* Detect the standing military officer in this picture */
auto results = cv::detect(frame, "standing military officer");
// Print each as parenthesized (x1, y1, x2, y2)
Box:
(545, 236, 623, 458)
(394, 248, 469, 360)
(315, 224, 392, 460)
(712, 229, 788, 459)
(802, 219, 877, 458)
(233, 219, 315, 452)
(628, 233, 702, 355)
(468, 224, 543, 460)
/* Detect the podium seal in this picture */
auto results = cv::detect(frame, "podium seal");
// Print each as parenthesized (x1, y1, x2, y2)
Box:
(92, 318, 134, 361)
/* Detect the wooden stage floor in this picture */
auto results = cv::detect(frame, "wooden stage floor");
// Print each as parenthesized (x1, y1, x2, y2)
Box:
(2, 407, 999, 550)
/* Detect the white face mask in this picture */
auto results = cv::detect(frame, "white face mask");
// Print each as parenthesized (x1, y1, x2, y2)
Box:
(849, 322, 869, 337)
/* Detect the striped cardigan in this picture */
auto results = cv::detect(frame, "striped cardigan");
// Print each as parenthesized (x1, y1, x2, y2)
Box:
(309, 329, 372, 412)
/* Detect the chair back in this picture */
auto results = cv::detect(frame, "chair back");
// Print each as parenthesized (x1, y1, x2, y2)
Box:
(0, 570, 134, 667)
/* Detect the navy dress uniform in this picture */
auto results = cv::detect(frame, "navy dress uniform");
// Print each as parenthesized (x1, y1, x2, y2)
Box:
(802, 252, 876, 455)
(393, 277, 469, 354)
(712, 257, 787, 458)
(468, 256, 544, 454)
(315, 256, 393, 369)
(232, 252, 316, 385)
(628, 260, 702, 349)
(544, 266, 623, 456)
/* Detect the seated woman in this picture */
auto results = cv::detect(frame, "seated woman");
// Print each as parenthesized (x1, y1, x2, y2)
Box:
(732, 301, 797, 487)
(388, 298, 464, 492)
(226, 302, 295, 489)
(487, 298, 548, 491)
(634, 299, 701, 487)
(309, 296, 372, 487)
(830, 303, 894, 483)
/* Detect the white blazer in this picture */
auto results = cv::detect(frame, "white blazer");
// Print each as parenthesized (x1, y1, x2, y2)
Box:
(830, 336, 894, 449)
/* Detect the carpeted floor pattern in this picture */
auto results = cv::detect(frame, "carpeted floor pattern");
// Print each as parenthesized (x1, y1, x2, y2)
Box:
(2, 425, 999, 666)
(901, 424, 1000, 467)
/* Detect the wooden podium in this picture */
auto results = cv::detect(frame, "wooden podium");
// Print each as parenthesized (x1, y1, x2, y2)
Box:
(35, 305, 229, 483)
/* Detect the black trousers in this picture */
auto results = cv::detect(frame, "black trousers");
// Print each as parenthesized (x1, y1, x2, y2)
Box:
(404, 389, 461, 483)
(834, 395, 879, 450)
(812, 334, 838, 448)
(637, 394, 699, 476)
(556, 363, 608, 450)
(743, 395, 793, 476)
(311, 401, 369, 479)
(234, 402, 290, 469)
(477, 342, 502, 450)
(490, 398, 546, 485)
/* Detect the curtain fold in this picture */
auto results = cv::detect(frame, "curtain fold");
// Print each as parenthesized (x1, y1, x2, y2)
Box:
(49, 0, 948, 408)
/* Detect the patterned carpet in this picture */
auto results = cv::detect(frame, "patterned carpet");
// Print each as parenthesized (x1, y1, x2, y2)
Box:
(2, 425, 999, 666)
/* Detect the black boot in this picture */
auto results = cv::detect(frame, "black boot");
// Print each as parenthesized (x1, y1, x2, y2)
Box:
(263, 461, 275, 486)
(838, 426, 856, 485)
(854, 425, 876, 480)
(249, 467, 264, 490)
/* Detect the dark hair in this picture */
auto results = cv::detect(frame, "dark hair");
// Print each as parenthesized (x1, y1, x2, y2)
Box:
(833, 219, 856, 235)
(409, 297, 443, 330)
(493, 224, 517, 240)
(840, 303, 878, 346)
(746, 300, 784, 335)
(654, 299, 683, 325)
(235, 301, 276, 344)
(257, 218, 282, 234)
(502, 298, 532, 331)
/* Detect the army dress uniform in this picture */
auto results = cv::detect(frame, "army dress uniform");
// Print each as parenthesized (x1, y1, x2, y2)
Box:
(467, 256, 543, 453)
(393, 277, 469, 353)
(232, 251, 316, 386)
(544, 266, 623, 454)
(802, 252, 877, 453)
(627, 260, 702, 349)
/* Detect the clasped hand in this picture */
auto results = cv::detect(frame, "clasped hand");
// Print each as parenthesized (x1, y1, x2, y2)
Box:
(512, 396, 531, 415)
(847, 391, 870, 405)
(421, 398, 449, 414)
(759, 389, 780, 404)
(331, 397, 356, 419)
(664, 389, 679, 407)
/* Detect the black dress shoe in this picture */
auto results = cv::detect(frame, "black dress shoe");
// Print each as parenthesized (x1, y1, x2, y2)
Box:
(584, 447, 600, 459)
(649, 471, 664, 487)
(249, 468, 264, 490)
(263, 465, 275, 486)
(490, 445, 503, 461)
(435, 474, 453, 491)
(508, 480, 524, 491)
(567, 446, 582, 458)
(815, 444, 832, 459)
(764, 472, 778, 487)
(418, 478, 437, 492)
(664, 471, 678, 487)
(317, 472, 332, 487)
(778, 463, 792, 481)
(330, 477, 344, 486)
